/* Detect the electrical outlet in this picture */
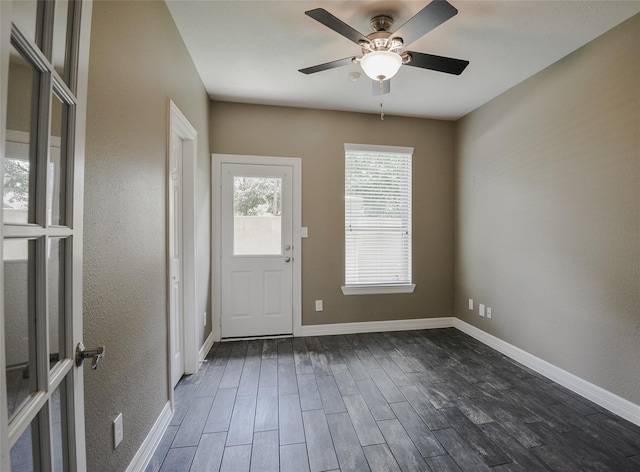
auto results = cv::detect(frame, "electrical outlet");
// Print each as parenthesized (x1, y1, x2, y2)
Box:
(479, 304, 485, 317)
(113, 413, 123, 448)
(203, 311, 207, 327)
(487, 307, 492, 319)
(468, 298, 473, 310)
(315, 300, 323, 312)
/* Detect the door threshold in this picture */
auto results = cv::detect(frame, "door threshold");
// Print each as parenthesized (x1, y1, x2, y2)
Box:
(221, 333, 293, 342)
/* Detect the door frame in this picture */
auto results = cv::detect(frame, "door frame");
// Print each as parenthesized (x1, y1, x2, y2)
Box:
(212, 154, 302, 341)
(167, 101, 198, 394)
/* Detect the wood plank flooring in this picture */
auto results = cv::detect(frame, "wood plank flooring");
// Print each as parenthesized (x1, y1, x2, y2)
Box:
(146, 328, 640, 471)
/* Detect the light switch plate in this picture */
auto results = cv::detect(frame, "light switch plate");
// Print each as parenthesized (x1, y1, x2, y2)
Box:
(301, 227, 308, 238)
(113, 413, 123, 448)
(479, 304, 485, 317)
(468, 299, 473, 310)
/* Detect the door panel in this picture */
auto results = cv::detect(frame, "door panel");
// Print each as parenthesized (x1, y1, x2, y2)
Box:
(263, 270, 283, 315)
(221, 164, 293, 338)
(169, 131, 184, 388)
(1, 0, 92, 469)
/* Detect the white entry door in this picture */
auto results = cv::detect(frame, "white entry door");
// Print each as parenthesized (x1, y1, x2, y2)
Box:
(1, 0, 93, 470)
(168, 129, 184, 387)
(220, 163, 294, 338)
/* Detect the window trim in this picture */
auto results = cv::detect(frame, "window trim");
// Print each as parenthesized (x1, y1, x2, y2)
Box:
(341, 283, 416, 296)
(342, 143, 414, 295)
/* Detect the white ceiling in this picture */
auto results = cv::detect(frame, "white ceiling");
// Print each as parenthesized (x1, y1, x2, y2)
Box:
(165, 1, 640, 120)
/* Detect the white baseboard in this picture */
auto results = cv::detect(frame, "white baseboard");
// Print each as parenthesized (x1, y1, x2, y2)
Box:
(454, 319, 640, 427)
(299, 317, 455, 337)
(125, 401, 172, 472)
(199, 331, 216, 363)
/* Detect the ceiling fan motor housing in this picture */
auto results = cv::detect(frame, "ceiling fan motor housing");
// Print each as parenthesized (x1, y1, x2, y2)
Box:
(361, 31, 403, 54)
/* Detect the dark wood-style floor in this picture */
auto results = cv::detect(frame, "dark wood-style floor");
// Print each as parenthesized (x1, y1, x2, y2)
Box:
(146, 328, 640, 472)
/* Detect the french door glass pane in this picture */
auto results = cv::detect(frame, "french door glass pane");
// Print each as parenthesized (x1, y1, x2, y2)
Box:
(10, 416, 39, 472)
(49, 93, 68, 226)
(233, 177, 282, 255)
(11, 0, 39, 45)
(4, 45, 38, 225)
(49, 238, 66, 368)
(4, 239, 37, 419)
(51, 382, 68, 471)
(52, 0, 71, 84)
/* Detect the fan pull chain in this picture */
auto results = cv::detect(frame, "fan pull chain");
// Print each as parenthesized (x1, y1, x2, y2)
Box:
(379, 79, 385, 121)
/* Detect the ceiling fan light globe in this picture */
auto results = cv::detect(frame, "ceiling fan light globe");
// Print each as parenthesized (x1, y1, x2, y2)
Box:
(360, 50, 402, 81)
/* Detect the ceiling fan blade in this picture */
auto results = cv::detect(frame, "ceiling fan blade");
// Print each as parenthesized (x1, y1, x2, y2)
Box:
(393, 0, 458, 47)
(372, 79, 391, 96)
(405, 51, 469, 75)
(305, 8, 370, 45)
(299, 57, 357, 75)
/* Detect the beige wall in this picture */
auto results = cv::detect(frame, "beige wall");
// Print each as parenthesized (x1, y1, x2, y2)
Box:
(455, 15, 639, 405)
(84, 1, 210, 470)
(211, 103, 455, 325)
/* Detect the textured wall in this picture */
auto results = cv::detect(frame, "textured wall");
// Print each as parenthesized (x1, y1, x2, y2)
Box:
(455, 15, 639, 405)
(211, 103, 455, 326)
(84, 1, 210, 470)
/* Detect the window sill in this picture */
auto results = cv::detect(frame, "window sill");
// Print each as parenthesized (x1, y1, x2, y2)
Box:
(341, 284, 416, 296)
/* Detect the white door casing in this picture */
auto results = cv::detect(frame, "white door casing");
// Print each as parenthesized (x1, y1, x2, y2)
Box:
(212, 154, 302, 340)
(167, 101, 198, 390)
(1, 0, 93, 470)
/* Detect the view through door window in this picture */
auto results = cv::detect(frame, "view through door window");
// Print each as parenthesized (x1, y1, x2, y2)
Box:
(233, 176, 282, 255)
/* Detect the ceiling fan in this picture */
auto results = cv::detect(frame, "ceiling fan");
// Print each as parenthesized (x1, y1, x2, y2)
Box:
(299, 0, 469, 93)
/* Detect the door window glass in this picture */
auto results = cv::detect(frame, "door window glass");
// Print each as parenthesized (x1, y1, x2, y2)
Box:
(51, 382, 68, 471)
(48, 238, 66, 369)
(4, 239, 38, 420)
(233, 177, 282, 255)
(10, 416, 39, 472)
(52, 0, 71, 84)
(48, 92, 69, 226)
(11, 0, 39, 45)
(4, 45, 38, 225)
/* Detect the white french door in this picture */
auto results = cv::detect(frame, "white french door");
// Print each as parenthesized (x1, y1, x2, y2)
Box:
(1, 1, 93, 470)
(215, 156, 302, 339)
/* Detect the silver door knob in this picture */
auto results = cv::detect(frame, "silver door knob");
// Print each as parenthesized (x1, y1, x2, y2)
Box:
(284, 256, 291, 262)
(76, 342, 105, 370)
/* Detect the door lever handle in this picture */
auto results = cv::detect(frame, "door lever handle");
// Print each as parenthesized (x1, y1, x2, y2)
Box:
(76, 342, 105, 370)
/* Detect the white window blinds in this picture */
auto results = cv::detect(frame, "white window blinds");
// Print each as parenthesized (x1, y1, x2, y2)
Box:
(344, 143, 413, 287)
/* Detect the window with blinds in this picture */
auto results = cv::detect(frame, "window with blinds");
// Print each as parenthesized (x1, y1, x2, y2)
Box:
(343, 143, 415, 295)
